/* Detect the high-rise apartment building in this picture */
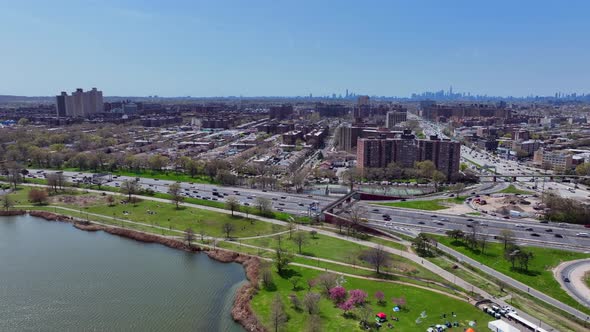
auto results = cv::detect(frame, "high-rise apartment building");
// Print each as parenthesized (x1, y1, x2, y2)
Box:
(385, 110, 407, 129)
(357, 132, 460, 179)
(55, 88, 104, 118)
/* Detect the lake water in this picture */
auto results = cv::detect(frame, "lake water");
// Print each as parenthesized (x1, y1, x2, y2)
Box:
(0, 215, 246, 332)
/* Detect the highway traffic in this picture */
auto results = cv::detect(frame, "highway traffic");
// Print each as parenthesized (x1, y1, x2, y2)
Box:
(25, 169, 331, 217)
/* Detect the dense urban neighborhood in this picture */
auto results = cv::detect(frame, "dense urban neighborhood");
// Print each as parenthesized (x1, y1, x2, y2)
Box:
(2, 91, 590, 332)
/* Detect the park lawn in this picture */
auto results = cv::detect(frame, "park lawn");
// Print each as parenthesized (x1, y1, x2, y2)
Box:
(433, 235, 590, 314)
(585, 271, 590, 289)
(251, 266, 492, 332)
(498, 185, 533, 195)
(77, 196, 285, 238)
(376, 196, 467, 211)
(8, 187, 285, 238)
(216, 241, 454, 293)
(368, 236, 408, 252)
(242, 231, 445, 283)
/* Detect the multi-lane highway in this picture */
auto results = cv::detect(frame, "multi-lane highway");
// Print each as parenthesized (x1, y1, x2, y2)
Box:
(25, 169, 332, 217)
(359, 203, 590, 250)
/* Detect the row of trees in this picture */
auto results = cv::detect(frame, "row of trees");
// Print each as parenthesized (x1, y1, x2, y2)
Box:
(542, 192, 590, 224)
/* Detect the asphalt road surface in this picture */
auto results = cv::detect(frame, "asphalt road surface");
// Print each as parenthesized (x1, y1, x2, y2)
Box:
(26, 169, 332, 217)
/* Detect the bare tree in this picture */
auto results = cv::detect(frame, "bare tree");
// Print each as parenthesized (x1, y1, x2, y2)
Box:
(432, 170, 447, 191)
(288, 293, 302, 310)
(261, 262, 274, 289)
(7, 164, 22, 190)
(120, 180, 138, 202)
(499, 229, 515, 250)
(2, 194, 13, 211)
(316, 272, 337, 294)
(184, 227, 195, 246)
(361, 245, 391, 274)
(167, 183, 184, 209)
(292, 232, 307, 254)
(46, 173, 60, 193)
(345, 204, 367, 236)
(303, 292, 321, 315)
(287, 217, 295, 239)
(449, 183, 465, 196)
(270, 293, 287, 332)
(342, 167, 361, 192)
(222, 222, 235, 239)
(225, 196, 241, 216)
(255, 196, 273, 216)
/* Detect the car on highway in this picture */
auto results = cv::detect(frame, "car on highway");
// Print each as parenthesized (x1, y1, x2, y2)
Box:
(554, 234, 563, 238)
(544, 229, 553, 232)
(418, 221, 425, 225)
(563, 277, 570, 282)
(430, 215, 437, 218)
(576, 232, 589, 237)
(530, 233, 540, 237)
(437, 222, 444, 226)
(525, 228, 534, 231)
(467, 218, 474, 222)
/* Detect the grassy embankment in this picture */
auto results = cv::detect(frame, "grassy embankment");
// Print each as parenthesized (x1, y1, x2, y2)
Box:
(432, 235, 590, 315)
(498, 185, 533, 195)
(375, 196, 467, 211)
(7, 186, 285, 238)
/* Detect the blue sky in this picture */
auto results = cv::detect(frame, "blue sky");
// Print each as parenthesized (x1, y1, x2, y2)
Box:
(1, 0, 589, 97)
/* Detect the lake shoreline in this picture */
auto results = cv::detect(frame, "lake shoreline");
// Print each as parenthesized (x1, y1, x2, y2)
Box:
(1, 210, 266, 332)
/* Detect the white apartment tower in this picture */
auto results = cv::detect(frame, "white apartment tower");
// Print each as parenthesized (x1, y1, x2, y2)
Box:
(56, 88, 103, 118)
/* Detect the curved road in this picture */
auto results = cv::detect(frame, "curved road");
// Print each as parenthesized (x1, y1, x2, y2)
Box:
(555, 259, 590, 308)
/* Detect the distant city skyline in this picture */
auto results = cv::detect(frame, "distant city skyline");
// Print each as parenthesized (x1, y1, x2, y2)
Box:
(2, 1, 590, 97)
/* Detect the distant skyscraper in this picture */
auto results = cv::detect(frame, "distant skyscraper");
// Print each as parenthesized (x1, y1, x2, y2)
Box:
(55, 88, 104, 118)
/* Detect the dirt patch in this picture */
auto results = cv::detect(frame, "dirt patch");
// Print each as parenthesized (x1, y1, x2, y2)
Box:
(29, 210, 75, 222)
(50, 194, 104, 207)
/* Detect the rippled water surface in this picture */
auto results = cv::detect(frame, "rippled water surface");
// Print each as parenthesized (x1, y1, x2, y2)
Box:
(0, 215, 245, 332)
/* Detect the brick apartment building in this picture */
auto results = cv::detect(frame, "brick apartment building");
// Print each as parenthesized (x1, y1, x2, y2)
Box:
(357, 131, 461, 179)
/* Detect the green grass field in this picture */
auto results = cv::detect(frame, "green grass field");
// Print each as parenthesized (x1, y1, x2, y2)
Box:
(7, 187, 285, 238)
(465, 212, 482, 216)
(376, 196, 466, 211)
(242, 231, 444, 283)
(251, 266, 492, 332)
(433, 235, 590, 314)
(498, 185, 533, 195)
(585, 271, 590, 289)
